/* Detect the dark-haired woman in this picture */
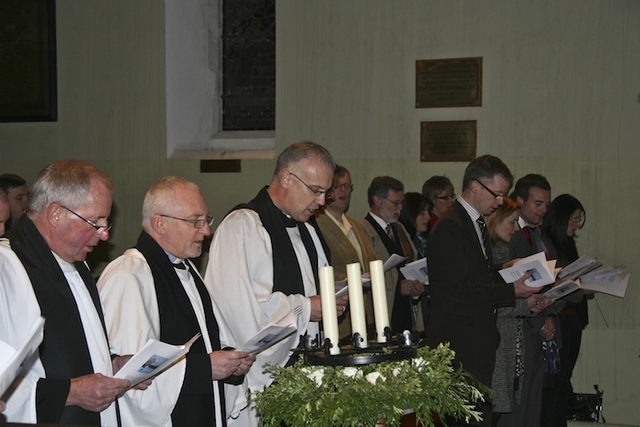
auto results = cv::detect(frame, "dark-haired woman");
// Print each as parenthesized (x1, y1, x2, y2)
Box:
(398, 192, 432, 331)
(540, 194, 591, 427)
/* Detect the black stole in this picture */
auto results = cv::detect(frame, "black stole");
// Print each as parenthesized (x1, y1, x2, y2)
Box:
(7, 216, 103, 426)
(232, 186, 331, 296)
(135, 230, 226, 427)
(364, 214, 414, 332)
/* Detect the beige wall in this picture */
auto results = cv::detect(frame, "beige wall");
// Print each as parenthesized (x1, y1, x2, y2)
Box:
(1, 0, 638, 423)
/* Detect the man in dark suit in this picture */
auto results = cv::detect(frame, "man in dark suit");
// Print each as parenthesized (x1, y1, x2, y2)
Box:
(502, 174, 555, 427)
(426, 155, 539, 427)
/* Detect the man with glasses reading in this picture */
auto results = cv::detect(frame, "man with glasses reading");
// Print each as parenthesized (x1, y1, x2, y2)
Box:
(0, 160, 135, 425)
(426, 155, 540, 427)
(361, 176, 424, 335)
(97, 176, 254, 427)
(205, 142, 347, 427)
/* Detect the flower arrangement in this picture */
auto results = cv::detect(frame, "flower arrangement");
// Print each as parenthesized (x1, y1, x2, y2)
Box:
(251, 343, 487, 427)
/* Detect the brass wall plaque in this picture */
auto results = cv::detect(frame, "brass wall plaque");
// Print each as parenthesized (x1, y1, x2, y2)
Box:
(420, 121, 477, 162)
(416, 57, 482, 108)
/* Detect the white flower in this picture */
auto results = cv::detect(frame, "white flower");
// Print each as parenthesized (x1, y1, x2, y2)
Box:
(365, 371, 386, 385)
(392, 367, 401, 377)
(301, 367, 324, 386)
(412, 357, 428, 370)
(342, 367, 362, 379)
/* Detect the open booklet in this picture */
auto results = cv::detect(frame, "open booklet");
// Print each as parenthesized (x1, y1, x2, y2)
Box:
(543, 279, 581, 301)
(400, 257, 428, 284)
(543, 268, 631, 300)
(499, 251, 558, 288)
(114, 333, 200, 386)
(556, 255, 602, 281)
(579, 267, 631, 298)
(236, 311, 297, 354)
(0, 316, 45, 396)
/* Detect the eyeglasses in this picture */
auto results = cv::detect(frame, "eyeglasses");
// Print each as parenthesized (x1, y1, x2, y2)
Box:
(333, 182, 354, 192)
(289, 172, 330, 197)
(475, 180, 505, 200)
(570, 215, 585, 227)
(61, 206, 112, 234)
(159, 214, 214, 229)
(384, 197, 406, 207)
(435, 193, 456, 201)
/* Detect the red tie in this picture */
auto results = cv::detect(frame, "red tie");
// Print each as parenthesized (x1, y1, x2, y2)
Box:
(523, 227, 532, 247)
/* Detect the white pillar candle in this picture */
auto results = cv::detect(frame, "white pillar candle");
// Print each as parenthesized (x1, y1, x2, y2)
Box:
(369, 260, 390, 342)
(346, 262, 368, 348)
(319, 266, 340, 355)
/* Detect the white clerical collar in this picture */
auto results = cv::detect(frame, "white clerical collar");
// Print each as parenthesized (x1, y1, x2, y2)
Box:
(369, 211, 391, 230)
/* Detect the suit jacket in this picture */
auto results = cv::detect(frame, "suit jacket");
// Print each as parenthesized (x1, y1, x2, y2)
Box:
(359, 214, 421, 332)
(426, 201, 515, 388)
(316, 211, 377, 339)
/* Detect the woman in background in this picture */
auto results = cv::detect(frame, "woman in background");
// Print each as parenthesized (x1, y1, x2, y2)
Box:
(540, 194, 590, 427)
(398, 192, 432, 331)
(421, 175, 454, 234)
(487, 198, 551, 426)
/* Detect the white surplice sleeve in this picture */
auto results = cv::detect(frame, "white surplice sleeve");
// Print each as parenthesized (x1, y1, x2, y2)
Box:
(0, 242, 42, 423)
(97, 249, 185, 427)
(204, 209, 312, 424)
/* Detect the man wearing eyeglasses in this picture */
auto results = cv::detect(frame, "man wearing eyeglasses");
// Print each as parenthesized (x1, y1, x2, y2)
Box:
(97, 176, 254, 427)
(316, 165, 377, 340)
(205, 141, 347, 427)
(0, 160, 135, 425)
(360, 176, 425, 335)
(426, 155, 540, 427)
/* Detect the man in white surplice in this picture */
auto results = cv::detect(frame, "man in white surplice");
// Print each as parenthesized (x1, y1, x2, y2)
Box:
(205, 141, 349, 427)
(98, 177, 254, 427)
(0, 160, 133, 426)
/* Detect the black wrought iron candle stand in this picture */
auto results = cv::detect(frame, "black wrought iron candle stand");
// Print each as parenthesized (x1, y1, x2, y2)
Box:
(295, 328, 422, 367)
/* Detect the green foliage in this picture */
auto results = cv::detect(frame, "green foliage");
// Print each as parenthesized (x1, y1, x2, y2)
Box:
(251, 343, 487, 427)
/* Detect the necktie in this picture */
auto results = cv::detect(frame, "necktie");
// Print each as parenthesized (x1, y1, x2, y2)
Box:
(173, 261, 186, 270)
(385, 223, 395, 242)
(476, 216, 488, 255)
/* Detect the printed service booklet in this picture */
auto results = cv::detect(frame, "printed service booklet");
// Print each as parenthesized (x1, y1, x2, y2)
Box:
(114, 333, 200, 386)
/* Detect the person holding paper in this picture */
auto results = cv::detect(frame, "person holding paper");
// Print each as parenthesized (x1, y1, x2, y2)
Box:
(540, 194, 591, 427)
(360, 176, 424, 334)
(486, 197, 553, 424)
(97, 177, 254, 427)
(204, 142, 348, 427)
(426, 155, 541, 427)
(316, 165, 377, 340)
(0, 161, 133, 426)
(505, 173, 556, 427)
(397, 192, 432, 331)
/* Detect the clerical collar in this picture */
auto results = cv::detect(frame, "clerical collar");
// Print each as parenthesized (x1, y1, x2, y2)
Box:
(165, 251, 184, 265)
(369, 211, 391, 230)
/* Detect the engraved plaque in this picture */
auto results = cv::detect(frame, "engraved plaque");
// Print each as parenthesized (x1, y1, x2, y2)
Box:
(420, 121, 477, 162)
(416, 57, 482, 108)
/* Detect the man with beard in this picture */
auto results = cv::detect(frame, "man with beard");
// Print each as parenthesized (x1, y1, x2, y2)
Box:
(360, 176, 424, 334)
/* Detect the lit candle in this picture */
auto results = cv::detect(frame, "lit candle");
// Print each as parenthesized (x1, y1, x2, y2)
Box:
(319, 266, 340, 354)
(369, 260, 390, 342)
(346, 262, 368, 348)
